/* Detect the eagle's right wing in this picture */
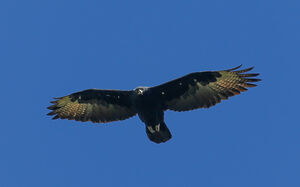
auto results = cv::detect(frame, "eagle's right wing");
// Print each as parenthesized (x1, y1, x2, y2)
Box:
(47, 89, 137, 123)
(150, 65, 261, 111)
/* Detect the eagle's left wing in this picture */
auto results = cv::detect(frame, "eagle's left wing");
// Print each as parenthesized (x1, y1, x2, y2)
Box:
(47, 89, 137, 123)
(150, 65, 261, 112)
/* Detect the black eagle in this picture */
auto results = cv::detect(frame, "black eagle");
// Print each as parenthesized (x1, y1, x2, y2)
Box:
(47, 65, 261, 143)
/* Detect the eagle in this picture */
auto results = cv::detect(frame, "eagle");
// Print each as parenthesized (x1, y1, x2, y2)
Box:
(47, 65, 261, 143)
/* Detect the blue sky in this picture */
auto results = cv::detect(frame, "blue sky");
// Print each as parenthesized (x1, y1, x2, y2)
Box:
(1, 0, 299, 186)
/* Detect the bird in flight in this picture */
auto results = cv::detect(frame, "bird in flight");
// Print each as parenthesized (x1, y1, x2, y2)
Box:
(47, 65, 261, 143)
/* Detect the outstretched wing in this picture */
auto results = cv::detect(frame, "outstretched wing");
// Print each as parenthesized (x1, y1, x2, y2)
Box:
(47, 89, 137, 123)
(150, 65, 261, 111)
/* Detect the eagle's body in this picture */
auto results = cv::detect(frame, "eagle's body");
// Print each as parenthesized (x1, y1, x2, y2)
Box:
(48, 65, 261, 143)
(133, 87, 171, 143)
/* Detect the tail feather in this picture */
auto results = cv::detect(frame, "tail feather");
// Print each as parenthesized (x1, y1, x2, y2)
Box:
(146, 121, 172, 143)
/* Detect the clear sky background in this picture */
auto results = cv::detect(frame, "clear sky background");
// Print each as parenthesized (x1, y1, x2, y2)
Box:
(1, 0, 299, 187)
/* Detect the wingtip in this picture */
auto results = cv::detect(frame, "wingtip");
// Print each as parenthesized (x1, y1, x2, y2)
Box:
(245, 78, 262, 82)
(52, 115, 60, 120)
(245, 83, 257, 87)
(225, 64, 243, 72)
(47, 111, 57, 116)
(47, 105, 58, 110)
(234, 66, 255, 73)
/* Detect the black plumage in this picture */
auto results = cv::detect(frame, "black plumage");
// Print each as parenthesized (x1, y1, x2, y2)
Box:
(47, 65, 261, 143)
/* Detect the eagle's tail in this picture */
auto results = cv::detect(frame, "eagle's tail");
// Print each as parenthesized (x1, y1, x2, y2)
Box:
(146, 121, 172, 144)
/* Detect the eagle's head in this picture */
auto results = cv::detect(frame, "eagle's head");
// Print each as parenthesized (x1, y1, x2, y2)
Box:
(134, 86, 149, 95)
